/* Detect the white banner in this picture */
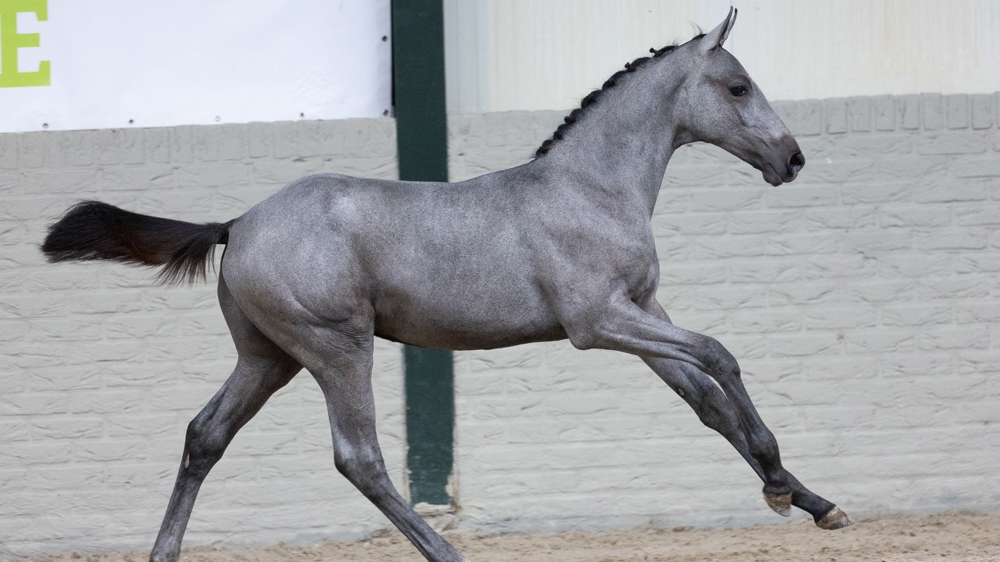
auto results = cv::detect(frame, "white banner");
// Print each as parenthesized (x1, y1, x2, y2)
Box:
(0, 0, 392, 133)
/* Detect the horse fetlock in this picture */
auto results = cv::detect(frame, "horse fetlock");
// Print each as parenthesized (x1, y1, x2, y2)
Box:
(816, 506, 853, 530)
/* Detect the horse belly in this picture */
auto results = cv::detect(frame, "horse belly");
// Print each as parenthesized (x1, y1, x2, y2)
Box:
(372, 283, 566, 350)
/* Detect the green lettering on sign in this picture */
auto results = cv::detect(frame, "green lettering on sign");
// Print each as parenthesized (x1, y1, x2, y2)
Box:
(0, 0, 50, 88)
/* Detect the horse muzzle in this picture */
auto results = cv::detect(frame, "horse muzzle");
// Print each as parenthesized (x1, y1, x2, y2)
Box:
(762, 148, 805, 186)
(786, 151, 805, 179)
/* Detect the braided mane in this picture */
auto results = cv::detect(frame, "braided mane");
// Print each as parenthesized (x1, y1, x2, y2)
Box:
(534, 34, 705, 159)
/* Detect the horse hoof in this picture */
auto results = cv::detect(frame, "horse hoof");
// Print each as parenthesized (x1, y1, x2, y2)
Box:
(763, 492, 792, 517)
(816, 506, 853, 530)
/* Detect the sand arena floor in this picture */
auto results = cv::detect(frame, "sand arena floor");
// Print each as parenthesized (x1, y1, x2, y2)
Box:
(10, 512, 1000, 562)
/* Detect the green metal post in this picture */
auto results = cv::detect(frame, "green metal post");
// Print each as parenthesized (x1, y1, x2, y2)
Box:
(391, 0, 454, 506)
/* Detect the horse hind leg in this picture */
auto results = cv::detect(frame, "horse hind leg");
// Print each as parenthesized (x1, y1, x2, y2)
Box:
(285, 319, 468, 562)
(149, 277, 301, 562)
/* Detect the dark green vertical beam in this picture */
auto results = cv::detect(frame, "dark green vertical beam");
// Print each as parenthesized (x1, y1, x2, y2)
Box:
(402, 347, 453, 505)
(391, 0, 453, 506)
(392, 0, 448, 183)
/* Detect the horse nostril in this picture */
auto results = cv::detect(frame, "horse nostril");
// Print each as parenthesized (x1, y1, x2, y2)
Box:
(788, 152, 805, 172)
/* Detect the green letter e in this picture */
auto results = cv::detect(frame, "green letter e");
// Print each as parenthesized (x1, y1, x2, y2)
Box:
(0, 0, 50, 88)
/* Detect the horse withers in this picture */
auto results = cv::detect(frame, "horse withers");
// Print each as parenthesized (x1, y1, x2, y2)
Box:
(42, 9, 847, 562)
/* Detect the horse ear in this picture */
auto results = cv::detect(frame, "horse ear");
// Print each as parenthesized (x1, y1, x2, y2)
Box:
(701, 7, 737, 52)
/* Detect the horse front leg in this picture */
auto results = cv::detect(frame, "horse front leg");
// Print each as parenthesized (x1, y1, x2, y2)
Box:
(683, 358, 851, 529)
(643, 356, 766, 475)
(567, 297, 851, 529)
(643, 357, 849, 528)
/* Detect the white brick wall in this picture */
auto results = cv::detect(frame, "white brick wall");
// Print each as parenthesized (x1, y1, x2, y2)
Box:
(0, 119, 405, 557)
(448, 94, 1000, 533)
(3, 93, 1000, 556)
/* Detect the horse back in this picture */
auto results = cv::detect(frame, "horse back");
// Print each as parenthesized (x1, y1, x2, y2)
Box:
(221, 173, 567, 350)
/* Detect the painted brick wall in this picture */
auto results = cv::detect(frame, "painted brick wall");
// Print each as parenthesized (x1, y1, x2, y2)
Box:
(3, 93, 1000, 557)
(448, 94, 1000, 532)
(0, 119, 405, 557)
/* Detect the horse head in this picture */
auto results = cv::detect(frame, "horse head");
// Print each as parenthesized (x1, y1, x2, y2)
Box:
(674, 8, 805, 186)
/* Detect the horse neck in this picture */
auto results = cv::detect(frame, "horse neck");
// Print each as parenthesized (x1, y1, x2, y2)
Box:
(539, 62, 689, 216)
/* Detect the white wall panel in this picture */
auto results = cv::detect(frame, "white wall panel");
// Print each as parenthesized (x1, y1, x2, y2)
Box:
(444, 0, 1000, 113)
(0, 1, 392, 133)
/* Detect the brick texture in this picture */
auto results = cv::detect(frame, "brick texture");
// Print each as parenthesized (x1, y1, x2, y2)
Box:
(0, 120, 404, 557)
(3, 93, 1000, 555)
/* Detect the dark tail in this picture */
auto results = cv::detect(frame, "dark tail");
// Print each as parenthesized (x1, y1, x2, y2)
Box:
(41, 201, 233, 285)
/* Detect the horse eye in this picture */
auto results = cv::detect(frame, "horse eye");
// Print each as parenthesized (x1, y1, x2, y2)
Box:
(730, 85, 748, 97)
